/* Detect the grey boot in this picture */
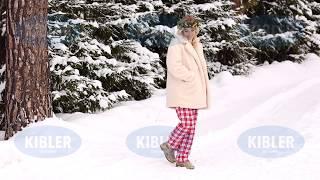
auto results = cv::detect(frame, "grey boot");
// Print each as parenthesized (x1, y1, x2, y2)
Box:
(160, 142, 176, 163)
(176, 160, 195, 169)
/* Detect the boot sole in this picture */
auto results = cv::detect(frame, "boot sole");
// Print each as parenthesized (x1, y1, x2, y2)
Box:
(176, 164, 195, 169)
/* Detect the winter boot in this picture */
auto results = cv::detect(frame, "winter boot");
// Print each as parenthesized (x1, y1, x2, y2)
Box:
(160, 142, 176, 163)
(176, 160, 195, 169)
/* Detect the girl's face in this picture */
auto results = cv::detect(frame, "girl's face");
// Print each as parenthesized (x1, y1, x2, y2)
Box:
(181, 28, 197, 41)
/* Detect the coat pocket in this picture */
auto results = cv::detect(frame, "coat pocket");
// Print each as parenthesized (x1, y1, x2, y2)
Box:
(181, 70, 195, 83)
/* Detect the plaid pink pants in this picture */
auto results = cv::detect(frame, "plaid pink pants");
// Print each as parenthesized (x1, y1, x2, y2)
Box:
(167, 107, 198, 163)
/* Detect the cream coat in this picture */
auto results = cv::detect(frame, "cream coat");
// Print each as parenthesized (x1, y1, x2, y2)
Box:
(165, 29, 211, 109)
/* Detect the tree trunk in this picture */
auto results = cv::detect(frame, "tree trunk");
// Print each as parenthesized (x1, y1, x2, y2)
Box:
(4, 0, 52, 140)
(0, 0, 5, 65)
(0, 0, 7, 130)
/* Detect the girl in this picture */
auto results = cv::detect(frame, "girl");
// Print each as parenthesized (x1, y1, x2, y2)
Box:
(160, 15, 210, 170)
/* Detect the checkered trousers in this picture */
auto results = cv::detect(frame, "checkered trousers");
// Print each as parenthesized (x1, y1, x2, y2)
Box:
(167, 106, 198, 163)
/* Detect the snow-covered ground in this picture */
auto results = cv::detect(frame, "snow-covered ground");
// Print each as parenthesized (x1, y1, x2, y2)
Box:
(0, 53, 320, 180)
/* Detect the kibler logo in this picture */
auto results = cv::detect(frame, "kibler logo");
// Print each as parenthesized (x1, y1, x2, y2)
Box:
(14, 125, 82, 158)
(126, 125, 174, 158)
(237, 125, 305, 158)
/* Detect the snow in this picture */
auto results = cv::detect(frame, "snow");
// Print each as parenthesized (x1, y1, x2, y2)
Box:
(69, 18, 86, 25)
(261, 31, 296, 43)
(51, 42, 68, 51)
(207, 17, 237, 29)
(193, 2, 223, 11)
(89, 21, 100, 28)
(0, 54, 320, 179)
(136, 1, 155, 11)
(311, 33, 320, 47)
(0, 65, 5, 97)
(94, 68, 113, 77)
(154, 25, 173, 33)
(47, 11, 67, 16)
(52, 90, 67, 101)
(1, 24, 5, 36)
(99, 98, 109, 109)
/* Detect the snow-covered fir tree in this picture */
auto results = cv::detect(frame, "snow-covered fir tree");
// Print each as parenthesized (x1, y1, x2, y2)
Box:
(0, 0, 320, 115)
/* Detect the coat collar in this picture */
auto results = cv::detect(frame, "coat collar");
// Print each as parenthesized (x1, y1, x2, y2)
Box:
(173, 28, 204, 71)
(174, 28, 201, 46)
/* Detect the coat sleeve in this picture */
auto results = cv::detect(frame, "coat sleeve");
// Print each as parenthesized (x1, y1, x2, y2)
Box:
(166, 44, 195, 82)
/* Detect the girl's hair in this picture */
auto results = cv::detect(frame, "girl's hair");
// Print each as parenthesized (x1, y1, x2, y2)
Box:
(177, 26, 200, 36)
(177, 15, 200, 30)
(177, 15, 200, 47)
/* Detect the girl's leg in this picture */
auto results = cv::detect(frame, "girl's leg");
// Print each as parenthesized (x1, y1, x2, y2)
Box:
(167, 107, 193, 150)
(167, 107, 198, 162)
(176, 129, 195, 163)
(167, 122, 187, 150)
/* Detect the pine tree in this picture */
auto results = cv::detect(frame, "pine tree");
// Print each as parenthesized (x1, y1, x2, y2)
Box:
(0, 0, 6, 131)
(4, 0, 52, 139)
(1, 0, 317, 114)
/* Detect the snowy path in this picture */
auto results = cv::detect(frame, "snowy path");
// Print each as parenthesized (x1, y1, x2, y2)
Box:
(0, 54, 320, 180)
